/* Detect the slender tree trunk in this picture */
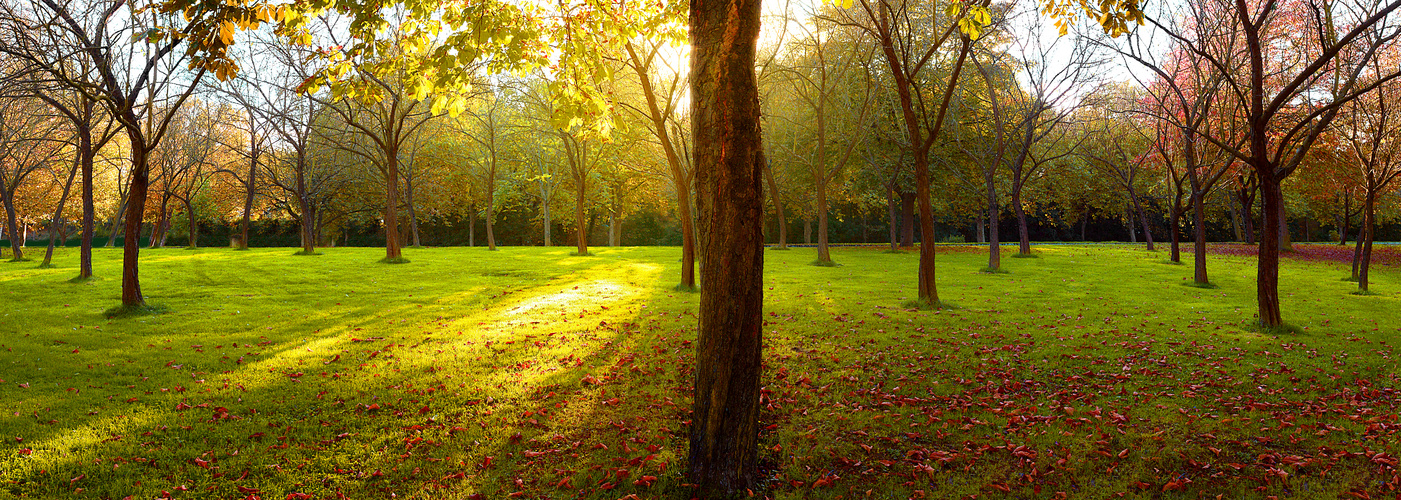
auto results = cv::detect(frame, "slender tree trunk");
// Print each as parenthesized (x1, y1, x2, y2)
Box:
(185, 197, 197, 248)
(2, 195, 22, 261)
(469, 203, 476, 248)
(1127, 208, 1136, 243)
(986, 170, 1000, 270)
(803, 217, 811, 244)
(151, 196, 170, 249)
(79, 125, 95, 277)
(541, 196, 552, 246)
(687, 0, 766, 492)
(763, 161, 786, 250)
(1339, 193, 1350, 245)
(886, 187, 897, 251)
(239, 159, 255, 249)
(487, 190, 498, 250)
(575, 176, 588, 255)
(1351, 224, 1365, 279)
(975, 214, 985, 243)
(1241, 192, 1255, 244)
(1012, 185, 1030, 255)
(1079, 210, 1087, 241)
(1128, 185, 1154, 251)
(1192, 190, 1209, 284)
(1170, 208, 1182, 263)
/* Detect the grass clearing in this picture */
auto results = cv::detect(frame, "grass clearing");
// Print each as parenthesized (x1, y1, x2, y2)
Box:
(1, 244, 1398, 499)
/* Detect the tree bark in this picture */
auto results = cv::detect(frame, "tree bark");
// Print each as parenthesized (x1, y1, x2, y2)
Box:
(79, 119, 95, 278)
(687, 0, 766, 492)
(120, 129, 151, 307)
(575, 173, 588, 255)
(1256, 177, 1284, 327)
(184, 197, 197, 248)
(2, 192, 22, 260)
(986, 169, 1000, 270)
(1191, 189, 1209, 284)
(1358, 192, 1376, 292)
(406, 175, 421, 247)
(899, 191, 914, 248)
(383, 143, 403, 260)
(238, 156, 255, 249)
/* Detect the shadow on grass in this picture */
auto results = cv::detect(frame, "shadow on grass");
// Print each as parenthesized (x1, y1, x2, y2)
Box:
(979, 267, 1010, 274)
(1184, 281, 1219, 289)
(1011, 253, 1040, 259)
(103, 303, 169, 319)
(379, 256, 411, 264)
(901, 298, 961, 310)
(292, 250, 324, 256)
(810, 259, 839, 267)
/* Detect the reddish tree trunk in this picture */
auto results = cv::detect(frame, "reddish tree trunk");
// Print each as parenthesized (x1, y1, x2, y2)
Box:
(384, 143, 403, 260)
(687, 0, 766, 492)
(121, 131, 150, 307)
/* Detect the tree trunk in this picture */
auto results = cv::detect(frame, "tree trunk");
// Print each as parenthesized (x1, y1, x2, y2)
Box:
(469, 203, 476, 247)
(899, 192, 915, 247)
(79, 122, 95, 278)
(384, 143, 403, 260)
(239, 158, 255, 249)
(1170, 207, 1182, 263)
(1277, 197, 1292, 253)
(487, 192, 497, 250)
(1127, 208, 1136, 243)
(1358, 192, 1376, 292)
(608, 212, 619, 246)
(1192, 189, 1209, 284)
(1241, 191, 1255, 244)
(1256, 176, 1284, 327)
(687, 0, 766, 492)
(986, 170, 999, 270)
(575, 176, 588, 255)
(185, 197, 198, 248)
(296, 157, 314, 254)
(1012, 185, 1030, 255)
(2, 193, 22, 261)
(1128, 185, 1154, 251)
(886, 188, 898, 251)
(764, 161, 786, 250)
(120, 132, 151, 307)
(803, 217, 811, 244)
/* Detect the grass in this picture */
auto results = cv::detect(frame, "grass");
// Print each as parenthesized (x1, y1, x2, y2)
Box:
(0, 244, 1398, 499)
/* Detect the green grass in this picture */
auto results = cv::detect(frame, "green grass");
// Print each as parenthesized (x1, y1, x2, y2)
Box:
(1, 244, 1398, 499)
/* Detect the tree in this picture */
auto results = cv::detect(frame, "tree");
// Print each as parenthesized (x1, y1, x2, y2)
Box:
(1338, 55, 1401, 292)
(2, 0, 213, 308)
(687, 0, 767, 492)
(0, 87, 64, 260)
(833, 0, 988, 305)
(1078, 88, 1158, 250)
(1118, 0, 1401, 326)
(773, 10, 876, 264)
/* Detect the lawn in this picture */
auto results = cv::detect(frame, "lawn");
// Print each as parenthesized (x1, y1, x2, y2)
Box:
(1, 244, 1398, 499)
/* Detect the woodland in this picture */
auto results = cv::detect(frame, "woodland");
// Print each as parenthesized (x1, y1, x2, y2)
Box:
(1, 0, 1400, 497)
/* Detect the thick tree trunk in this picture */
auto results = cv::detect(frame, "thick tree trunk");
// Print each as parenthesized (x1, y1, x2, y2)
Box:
(899, 191, 915, 248)
(1257, 176, 1284, 327)
(687, 0, 766, 492)
(384, 144, 403, 260)
(296, 157, 314, 253)
(1277, 197, 1292, 253)
(816, 183, 831, 262)
(121, 135, 151, 307)
(1358, 193, 1376, 292)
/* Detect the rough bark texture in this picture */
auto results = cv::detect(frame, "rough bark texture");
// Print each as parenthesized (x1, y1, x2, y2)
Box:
(120, 129, 149, 307)
(1256, 178, 1284, 327)
(384, 143, 403, 260)
(687, 0, 766, 493)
